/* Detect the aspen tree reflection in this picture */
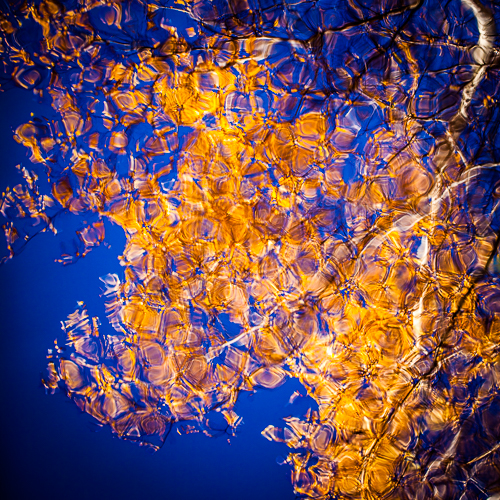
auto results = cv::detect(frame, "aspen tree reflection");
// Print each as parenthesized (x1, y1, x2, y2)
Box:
(1, 0, 500, 498)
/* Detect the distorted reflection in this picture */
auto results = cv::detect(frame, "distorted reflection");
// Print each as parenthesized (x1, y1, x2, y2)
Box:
(1, 0, 500, 498)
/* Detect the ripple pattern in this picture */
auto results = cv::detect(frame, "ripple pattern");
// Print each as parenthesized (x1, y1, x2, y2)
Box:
(2, 0, 500, 498)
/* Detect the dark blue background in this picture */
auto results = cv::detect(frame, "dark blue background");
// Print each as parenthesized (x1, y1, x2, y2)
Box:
(0, 87, 300, 500)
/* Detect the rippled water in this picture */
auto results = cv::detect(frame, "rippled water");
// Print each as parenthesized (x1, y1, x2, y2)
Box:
(2, 0, 500, 498)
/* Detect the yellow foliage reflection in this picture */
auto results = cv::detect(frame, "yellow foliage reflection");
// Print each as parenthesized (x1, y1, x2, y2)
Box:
(2, 0, 500, 498)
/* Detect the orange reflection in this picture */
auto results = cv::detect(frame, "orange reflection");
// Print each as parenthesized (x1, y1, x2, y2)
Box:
(2, 0, 500, 498)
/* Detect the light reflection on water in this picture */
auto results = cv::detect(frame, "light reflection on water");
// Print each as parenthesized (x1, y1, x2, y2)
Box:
(1, 0, 500, 498)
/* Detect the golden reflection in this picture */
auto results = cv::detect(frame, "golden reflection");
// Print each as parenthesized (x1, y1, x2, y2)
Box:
(2, 0, 500, 498)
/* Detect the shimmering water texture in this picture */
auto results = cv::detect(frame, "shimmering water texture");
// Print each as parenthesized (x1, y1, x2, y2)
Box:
(2, 0, 500, 497)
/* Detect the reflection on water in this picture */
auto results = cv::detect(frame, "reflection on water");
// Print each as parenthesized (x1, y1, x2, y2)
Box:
(2, 0, 500, 497)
